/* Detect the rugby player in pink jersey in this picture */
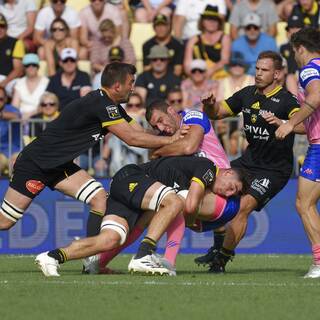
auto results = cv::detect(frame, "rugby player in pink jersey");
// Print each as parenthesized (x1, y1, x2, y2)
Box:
(276, 27, 320, 278)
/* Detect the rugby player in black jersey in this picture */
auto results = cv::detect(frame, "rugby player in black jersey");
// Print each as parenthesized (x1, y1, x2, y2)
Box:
(199, 51, 301, 273)
(35, 156, 246, 276)
(0, 63, 185, 242)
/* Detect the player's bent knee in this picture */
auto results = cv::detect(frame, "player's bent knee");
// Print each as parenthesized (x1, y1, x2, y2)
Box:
(0, 199, 24, 229)
(100, 219, 127, 246)
(162, 194, 184, 216)
(75, 179, 105, 205)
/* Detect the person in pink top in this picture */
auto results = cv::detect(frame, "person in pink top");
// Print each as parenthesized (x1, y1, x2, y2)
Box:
(275, 27, 320, 279)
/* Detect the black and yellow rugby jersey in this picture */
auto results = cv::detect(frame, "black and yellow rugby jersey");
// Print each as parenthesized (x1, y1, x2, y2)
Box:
(24, 89, 133, 169)
(140, 156, 217, 191)
(222, 85, 300, 174)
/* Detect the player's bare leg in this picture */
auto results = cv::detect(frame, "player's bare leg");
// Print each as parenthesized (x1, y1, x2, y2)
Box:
(0, 187, 33, 230)
(54, 169, 107, 237)
(295, 176, 320, 278)
(209, 194, 257, 273)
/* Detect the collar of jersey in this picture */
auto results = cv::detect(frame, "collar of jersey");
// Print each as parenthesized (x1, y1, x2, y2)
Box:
(43, 111, 59, 120)
(302, 1, 318, 15)
(255, 85, 282, 98)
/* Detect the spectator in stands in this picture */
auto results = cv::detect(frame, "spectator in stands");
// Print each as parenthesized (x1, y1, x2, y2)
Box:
(0, 14, 24, 96)
(28, 92, 60, 140)
(0, 0, 37, 52)
(108, 91, 149, 176)
(232, 13, 278, 75)
(135, 44, 181, 106)
(90, 18, 135, 74)
(33, 0, 81, 48)
(134, 0, 173, 23)
(0, 86, 21, 175)
(92, 45, 125, 90)
(280, 15, 304, 77)
(79, 0, 129, 52)
(166, 86, 184, 112)
(216, 51, 254, 101)
(12, 53, 49, 119)
(46, 48, 91, 110)
(181, 59, 218, 110)
(229, 0, 278, 40)
(184, 5, 230, 80)
(39, 18, 79, 77)
(289, 0, 320, 28)
(173, 0, 226, 41)
(143, 14, 184, 77)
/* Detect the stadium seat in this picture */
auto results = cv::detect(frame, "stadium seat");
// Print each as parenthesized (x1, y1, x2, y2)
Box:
(276, 21, 288, 47)
(130, 23, 155, 73)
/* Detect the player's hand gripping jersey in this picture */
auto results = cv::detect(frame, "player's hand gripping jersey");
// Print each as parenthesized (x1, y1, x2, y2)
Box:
(23, 89, 133, 169)
(222, 85, 299, 174)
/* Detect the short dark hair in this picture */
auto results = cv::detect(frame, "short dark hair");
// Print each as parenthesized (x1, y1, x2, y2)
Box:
(290, 27, 320, 53)
(257, 51, 283, 70)
(232, 167, 252, 196)
(145, 99, 169, 122)
(50, 17, 69, 34)
(101, 62, 136, 88)
(167, 86, 182, 96)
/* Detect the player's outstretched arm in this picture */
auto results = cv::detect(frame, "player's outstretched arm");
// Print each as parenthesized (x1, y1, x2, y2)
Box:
(201, 92, 230, 120)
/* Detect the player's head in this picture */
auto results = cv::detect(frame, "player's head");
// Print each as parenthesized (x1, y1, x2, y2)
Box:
(255, 51, 282, 89)
(290, 27, 320, 67)
(101, 62, 137, 103)
(146, 99, 180, 135)
(212, 167, 250, 197)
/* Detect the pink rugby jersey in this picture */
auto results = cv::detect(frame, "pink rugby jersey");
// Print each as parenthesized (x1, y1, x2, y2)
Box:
(180, 110, 230, 169)
(298, 58, 320, 143)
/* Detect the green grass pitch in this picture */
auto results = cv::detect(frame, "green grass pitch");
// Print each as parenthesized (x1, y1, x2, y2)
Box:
(0, 254, 319, 320)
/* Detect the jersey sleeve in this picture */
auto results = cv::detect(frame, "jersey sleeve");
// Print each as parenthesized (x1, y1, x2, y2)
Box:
(99, 103, 132, 128)
(223, 87, 247, 115)
(299, 64, 320, 89)
(191, 158, 217, 189)
(286, 94, 300, 119)
(182, 110, 210, 134)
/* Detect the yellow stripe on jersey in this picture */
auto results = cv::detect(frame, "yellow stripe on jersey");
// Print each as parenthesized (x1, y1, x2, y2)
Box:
(12, 39, 25, 59)
(221, 100, 235, 116)
(265, 85, 282, 98)
(102, 118, 126, 127)
(288, 107, 300, 119)
(129, 118, 136, 125)
(191, 177, 205, 189)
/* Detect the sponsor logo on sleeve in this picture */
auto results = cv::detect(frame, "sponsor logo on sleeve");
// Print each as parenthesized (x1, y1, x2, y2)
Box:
(183, 111, 203, 121)
(202, 169, 215, 185)
(300, 68, 320, 81)
(106, 105, 120, 119)
(251, 178, 270, 195)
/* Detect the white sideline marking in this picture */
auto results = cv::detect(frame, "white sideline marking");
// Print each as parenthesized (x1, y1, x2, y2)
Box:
(1, 280, 319, 287)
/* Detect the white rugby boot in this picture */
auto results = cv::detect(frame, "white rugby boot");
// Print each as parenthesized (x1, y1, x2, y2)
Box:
(154, 254, 177, 276)
(35, 252, 60, 277)
(303, 264, 320, 278)
(128, 253, 170, 275)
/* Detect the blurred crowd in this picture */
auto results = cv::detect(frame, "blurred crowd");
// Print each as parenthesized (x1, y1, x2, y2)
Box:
(0, 0, 312, 177)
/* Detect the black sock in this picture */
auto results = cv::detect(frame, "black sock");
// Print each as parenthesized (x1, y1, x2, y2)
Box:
(48, 249, 67, 264)
(213, 230, 226, 250)
(220, 247, 235, 262)
(86, 210, 104, 237)
(135, 237, 157, 259)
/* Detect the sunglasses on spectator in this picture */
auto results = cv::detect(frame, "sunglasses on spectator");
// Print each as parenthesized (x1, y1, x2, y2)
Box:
(151, 58, 167, 62)
(169, 99, 182, 104)
(191, 69, 205, 74)
(0, 97, 5, 101)
(127, 103, 142, 108)
(62, 58, 76, 63)
(52, 0, 66, 4)
(90, 0, 104, 2)
(25, 64, 39, 68)
(245, 25, 259, 31)
(0, 24, 7, 29)
(41, 102, 56, 107)
(52, 27, 66, 32)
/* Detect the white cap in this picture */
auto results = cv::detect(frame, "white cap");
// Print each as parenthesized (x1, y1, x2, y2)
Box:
(60, 48, 77, 61)
(190, 59, 207, 71)
(243, 13, 261, 27)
